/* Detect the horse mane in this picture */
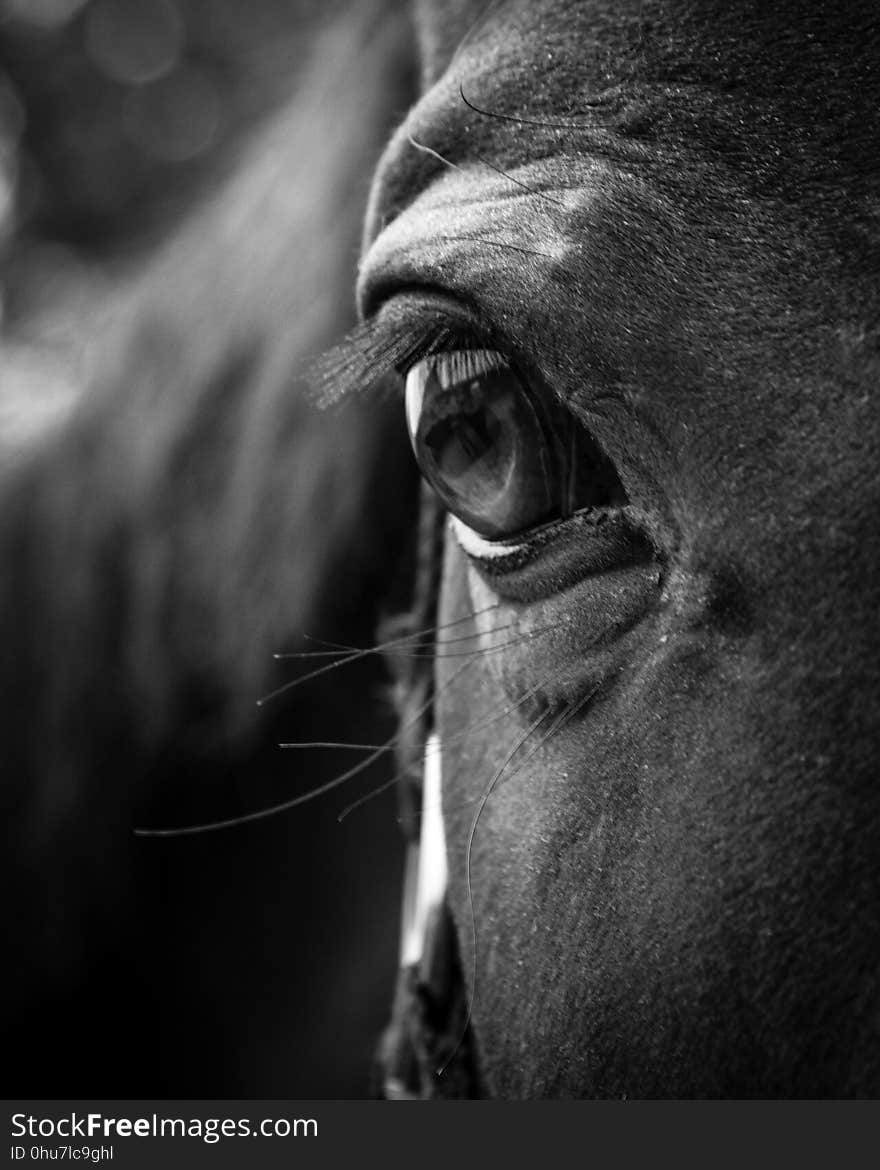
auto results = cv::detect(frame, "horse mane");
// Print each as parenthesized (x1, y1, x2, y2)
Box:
(0, 0, 417, 1094)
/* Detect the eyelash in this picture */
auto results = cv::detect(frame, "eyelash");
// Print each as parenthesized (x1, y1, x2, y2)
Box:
(308, 294, 637, 587)
(306, 296, 496, 407)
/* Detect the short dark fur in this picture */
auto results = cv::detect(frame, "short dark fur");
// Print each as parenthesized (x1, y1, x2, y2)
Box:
(5, 0, 879, 1100)
(367, 0, 880, 1097)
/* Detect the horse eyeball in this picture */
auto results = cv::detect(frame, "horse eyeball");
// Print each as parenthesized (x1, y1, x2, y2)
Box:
(404, 349, 626, 541)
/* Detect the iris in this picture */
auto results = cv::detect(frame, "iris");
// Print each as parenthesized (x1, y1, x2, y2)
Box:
(404, 349, 625, 540)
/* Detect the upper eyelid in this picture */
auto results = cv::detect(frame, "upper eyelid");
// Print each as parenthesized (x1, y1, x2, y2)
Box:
(367, 286, 612, 433)
(371, 292, 502, 381)
(307, 290, 497, 407)
(369, 288, 556, 392)
(311, 278, 562, 415)
(364, 284, 489, 341)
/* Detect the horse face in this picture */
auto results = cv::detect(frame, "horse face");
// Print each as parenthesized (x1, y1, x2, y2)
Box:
(360, 0, 880, 1096)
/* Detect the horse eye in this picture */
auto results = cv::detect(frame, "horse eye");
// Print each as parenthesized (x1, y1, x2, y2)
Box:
(404, 349, 626, 540)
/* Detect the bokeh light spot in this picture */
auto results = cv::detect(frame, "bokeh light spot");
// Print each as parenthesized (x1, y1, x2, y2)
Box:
(0, 156, 16, 239)
(5, 0, 90, 31)
(123, 65, 222, 163)
(0, 73, 27, 146)
(85, 0, 184, 86)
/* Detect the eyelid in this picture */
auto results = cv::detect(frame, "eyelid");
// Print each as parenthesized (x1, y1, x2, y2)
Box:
(307, 289, 496, 407)
(375, 290, 499, 376)
(404, 347, 512, 458)
(449, 514, 533, 559)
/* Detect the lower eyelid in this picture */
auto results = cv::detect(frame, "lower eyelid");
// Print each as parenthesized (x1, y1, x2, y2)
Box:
(449, 510, 587, 576)
(449, 505, 660, 604)
(449, 514, 532, 560)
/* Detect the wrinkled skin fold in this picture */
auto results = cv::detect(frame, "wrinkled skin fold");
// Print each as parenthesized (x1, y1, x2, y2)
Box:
(363, 0, 880, 1096)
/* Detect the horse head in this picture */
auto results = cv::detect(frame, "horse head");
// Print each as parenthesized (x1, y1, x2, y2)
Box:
(358, 0, 880, 1097)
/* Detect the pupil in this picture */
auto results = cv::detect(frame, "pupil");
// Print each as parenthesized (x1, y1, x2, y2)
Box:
(425, 399, 500, 469)
(403, 348, 627, 541)
(405, 353, 557, 539)
(422, 376, 515, 504)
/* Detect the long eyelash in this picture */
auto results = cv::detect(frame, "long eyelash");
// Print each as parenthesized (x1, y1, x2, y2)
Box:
(430, 348, 508, 387)
(309, 308, 484, 408)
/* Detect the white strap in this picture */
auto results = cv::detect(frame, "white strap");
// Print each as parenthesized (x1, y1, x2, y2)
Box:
(400, 732, 448, 967)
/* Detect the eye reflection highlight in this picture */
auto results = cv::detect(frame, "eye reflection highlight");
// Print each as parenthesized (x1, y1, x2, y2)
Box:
(404, 349, 626, 541)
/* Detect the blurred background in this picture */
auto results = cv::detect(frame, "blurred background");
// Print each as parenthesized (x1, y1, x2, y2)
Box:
(1, 0, 420, 1097)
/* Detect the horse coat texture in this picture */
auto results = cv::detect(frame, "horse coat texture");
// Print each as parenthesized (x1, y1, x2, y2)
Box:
(362, 0, 880, 1097)
(3, 0, 879, 1100)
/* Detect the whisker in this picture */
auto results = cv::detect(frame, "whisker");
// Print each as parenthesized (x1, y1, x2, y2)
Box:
(447, 0, 507, 70)
(331, 615, 568, 825)
(274, 617, 559, 777)
(458, 84, 653, 165)
(395, 673, 562, 824)
(480, 677, 604, 802)
(275, 623, 518, 660)
(409, 133, 568, 213)
(431, 233, 557, 261)
(460, 83, 603, 132)
(257, 604, 500, 705)
(378, 625, 563, 662)
(132, 659, 477, 838)
(337, 764, 421, 824)
(435, 674, 607, 1078)
(336, 669, 555, 824)
(474, 154, 570, 210)
(437, 709, 548, 1077)
(408, 135, 462, 171)
(278, 740, 391, 751)
(425, 664, 603, 828)
(275, 628, 559, 759)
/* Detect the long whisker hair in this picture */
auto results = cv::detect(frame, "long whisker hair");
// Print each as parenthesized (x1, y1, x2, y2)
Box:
(133, 599, 566, 838)
(335, 665, 561, 824)
(437, 673, 605, 1079)
(131, 655, 477, 838)
(275, 624, 558, 666)
(436, 708, 549, 1076)
(408, 133, 567, 214)
(274, 624, 517, 658)
(255, 603, 501, 706)
(428, 233, 558, 261)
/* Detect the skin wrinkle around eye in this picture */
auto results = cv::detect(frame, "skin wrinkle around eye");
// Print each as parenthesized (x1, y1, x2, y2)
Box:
(359, 137, 866, 577)
(359, 155, 708, 675)
(358, 153, 691, 563)
(363, 159, 649, 462)
(358, 154, 609, 313)
(369, 0, 880, 1101)
(358, 149, 722, 457)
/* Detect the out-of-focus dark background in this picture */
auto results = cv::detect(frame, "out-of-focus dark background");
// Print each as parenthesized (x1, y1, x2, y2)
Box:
(1, 0, 419, 1097)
